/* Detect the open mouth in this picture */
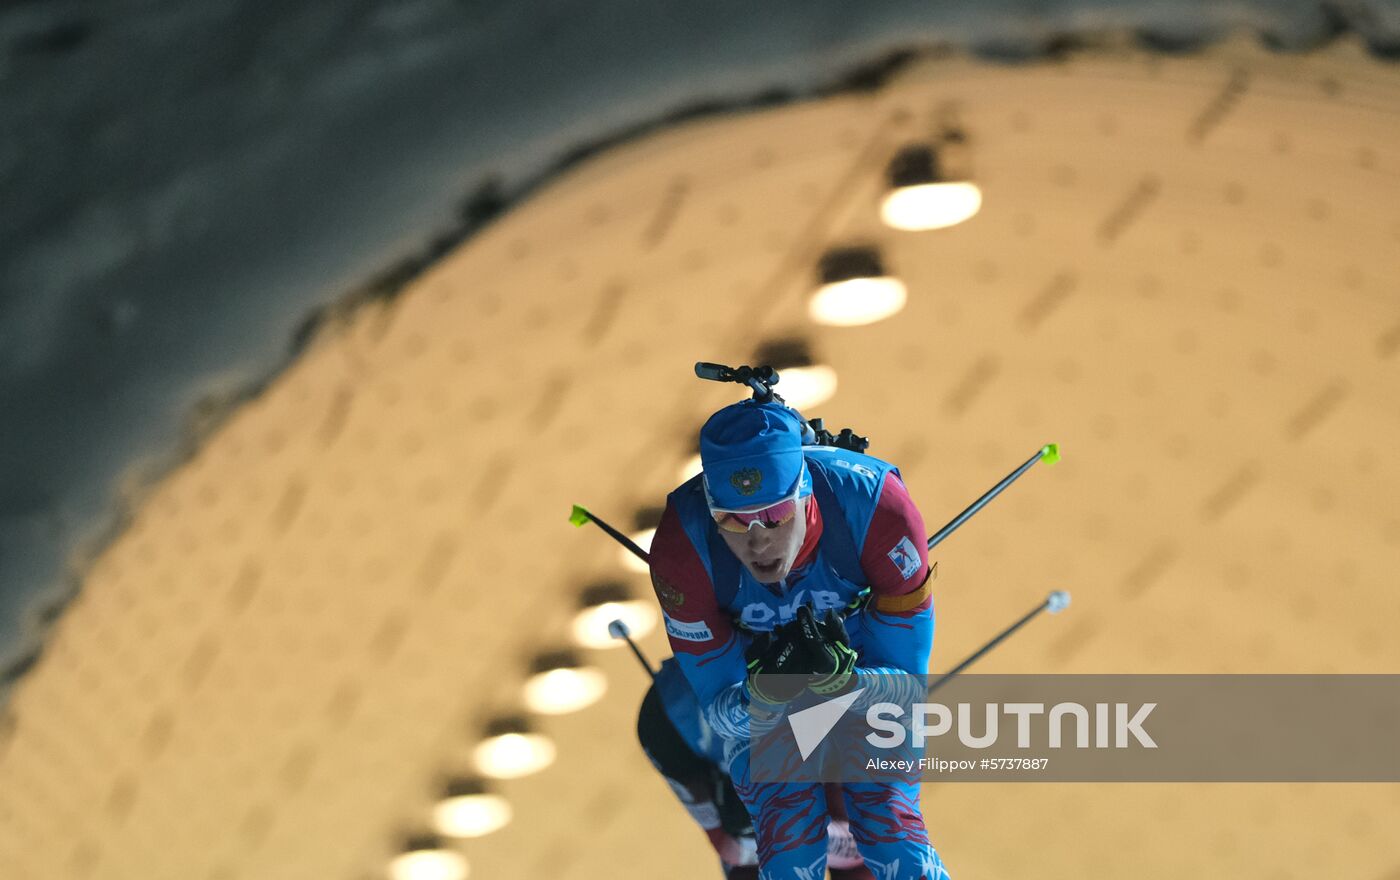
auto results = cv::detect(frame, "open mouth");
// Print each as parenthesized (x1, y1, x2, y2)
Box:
(752, 558, 783, 578)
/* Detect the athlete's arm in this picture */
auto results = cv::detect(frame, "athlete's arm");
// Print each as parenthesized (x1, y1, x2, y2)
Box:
(648, 502, 748, 711)
(854, 472, 935, 676)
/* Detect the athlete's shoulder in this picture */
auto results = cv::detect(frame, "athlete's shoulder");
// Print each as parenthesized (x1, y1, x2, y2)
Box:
(803, 445, 899, 501)
(665, 472, 707, 509)
(860, 471, 932, 603)
(652, 492, 704, 569)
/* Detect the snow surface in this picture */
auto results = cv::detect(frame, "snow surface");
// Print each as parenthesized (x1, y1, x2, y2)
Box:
(1, 0, 1396, 675)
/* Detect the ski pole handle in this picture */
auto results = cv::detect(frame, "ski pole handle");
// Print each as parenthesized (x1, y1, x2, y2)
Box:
(609, 619, 657, 680)
(927, 590, 1070, 695)
(926, 443, 1059, 551)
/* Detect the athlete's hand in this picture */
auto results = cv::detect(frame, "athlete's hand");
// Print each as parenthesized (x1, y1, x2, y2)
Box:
(794, 605, 859, 696)
(744, 621, 810, 704)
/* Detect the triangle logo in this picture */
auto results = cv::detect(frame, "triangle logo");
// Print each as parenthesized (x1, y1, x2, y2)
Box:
(786, 687, 866, 760)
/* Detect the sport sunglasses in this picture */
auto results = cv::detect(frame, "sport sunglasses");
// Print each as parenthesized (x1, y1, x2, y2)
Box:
(702, 479, 804, 533)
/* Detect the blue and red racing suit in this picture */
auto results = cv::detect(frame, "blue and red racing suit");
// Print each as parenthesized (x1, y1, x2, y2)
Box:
(642, 658, 873, 878)
(649, 444, 950, 879)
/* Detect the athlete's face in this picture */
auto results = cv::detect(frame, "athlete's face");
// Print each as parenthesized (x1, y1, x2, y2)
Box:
(717, 494, 808, 584)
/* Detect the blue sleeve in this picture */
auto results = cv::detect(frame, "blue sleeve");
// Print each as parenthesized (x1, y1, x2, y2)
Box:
(648, 502, 751, 729)
(852, 587, 935, 676)
(851, 471, 936, 677)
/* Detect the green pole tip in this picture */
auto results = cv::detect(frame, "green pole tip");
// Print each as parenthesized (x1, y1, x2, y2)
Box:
(1040, 443, 1060, 464)
(569, 504, 592, 527)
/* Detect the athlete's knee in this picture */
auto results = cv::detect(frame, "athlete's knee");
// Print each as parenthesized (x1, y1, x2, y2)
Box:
(746, 783, 829, 865)
(842, 783, 929, 846)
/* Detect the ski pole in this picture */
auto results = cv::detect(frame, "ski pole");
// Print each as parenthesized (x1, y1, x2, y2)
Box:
(608, 619, 657, 680)
(926, 590, 1071, 696)
(926, 443, 1059, 551)
(569, 504, 650, 564)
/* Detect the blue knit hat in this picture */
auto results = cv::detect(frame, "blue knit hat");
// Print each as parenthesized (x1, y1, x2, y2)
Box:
(699, 401, 811, 510)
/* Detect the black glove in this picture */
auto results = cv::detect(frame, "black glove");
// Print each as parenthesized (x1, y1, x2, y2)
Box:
(792, 605, 859, 697)
(744, 619, 811, 704)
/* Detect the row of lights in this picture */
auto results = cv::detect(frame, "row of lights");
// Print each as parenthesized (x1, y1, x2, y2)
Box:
(387, 126, 982, 880)
(810, 133, 982, 328)
(387, 589, 660, 879)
